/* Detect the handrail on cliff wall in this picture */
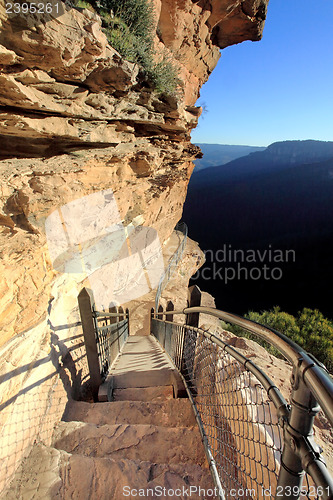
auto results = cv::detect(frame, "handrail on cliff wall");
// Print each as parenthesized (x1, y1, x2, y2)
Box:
(154, 221, 188, 312)
(151, 288, 333, 500)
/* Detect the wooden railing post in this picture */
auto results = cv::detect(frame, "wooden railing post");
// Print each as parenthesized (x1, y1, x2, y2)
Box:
(78, 287, 102, 402)
(125, 308, 130, 336)
(166, 300, 174, 322)
(182, 286, 201, 389)
(164, 301, 174, 354)
(150, 307, 154, 335)
(118, 306, 124, 321)
(157, 305, 165, 348)
(186, 285, 202, 327)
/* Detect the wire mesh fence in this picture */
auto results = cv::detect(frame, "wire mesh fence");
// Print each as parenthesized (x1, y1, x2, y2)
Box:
(152, 318, 283, 499)
(0, 305, 90, 496)
(182, 328, 283, 500)
(151, 310, 333, 500)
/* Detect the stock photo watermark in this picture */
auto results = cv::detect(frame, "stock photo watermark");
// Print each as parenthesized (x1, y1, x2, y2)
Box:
(122, 485, 328, 498)
(45, 189, 165, 309)
(122, 485, 257, 498)
(192, 244, 296, 283)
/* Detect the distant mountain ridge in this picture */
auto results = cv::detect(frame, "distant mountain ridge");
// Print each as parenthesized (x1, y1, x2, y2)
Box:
(184, 139, 333, 319)
(193, 140, 333, 184)
(194, 143, 265, 171)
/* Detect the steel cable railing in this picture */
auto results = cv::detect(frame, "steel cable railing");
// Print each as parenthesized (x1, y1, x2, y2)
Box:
(151, 306, 333, 500)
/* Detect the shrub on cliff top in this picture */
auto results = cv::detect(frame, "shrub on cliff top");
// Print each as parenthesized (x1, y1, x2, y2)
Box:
(99, 0, 156, 43)
(82, 0, 180, 96)
(223, 306, 333, 371)
(145, 54, 180, 96)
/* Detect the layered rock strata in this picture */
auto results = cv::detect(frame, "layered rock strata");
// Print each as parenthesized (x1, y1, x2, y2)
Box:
(0, 0, 269, 342)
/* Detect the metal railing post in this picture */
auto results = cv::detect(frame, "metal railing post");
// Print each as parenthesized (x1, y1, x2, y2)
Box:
(78, 287, 102, 402)
(276, 355, 322, 499)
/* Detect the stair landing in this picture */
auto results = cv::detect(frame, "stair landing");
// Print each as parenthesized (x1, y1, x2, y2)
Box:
(99, 335, 185, 400)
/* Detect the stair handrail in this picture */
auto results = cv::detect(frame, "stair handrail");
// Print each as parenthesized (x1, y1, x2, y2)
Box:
(154, 221, 188, 312)
(153, 305, 333, 500)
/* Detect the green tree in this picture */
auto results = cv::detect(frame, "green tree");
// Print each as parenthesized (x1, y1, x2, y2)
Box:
(296, 308, 333, 370)
(223, 306, 333, 371)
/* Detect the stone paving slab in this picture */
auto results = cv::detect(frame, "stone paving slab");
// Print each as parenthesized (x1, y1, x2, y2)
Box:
(53, 421, 207, 466)
(63, 399, 197, 427)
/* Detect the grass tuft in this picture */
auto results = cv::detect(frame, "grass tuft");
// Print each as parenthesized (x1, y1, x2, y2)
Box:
(75, 0, 180, 96)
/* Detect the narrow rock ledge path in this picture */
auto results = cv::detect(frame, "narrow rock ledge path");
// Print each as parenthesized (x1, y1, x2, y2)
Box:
(6, 336, 216, 499)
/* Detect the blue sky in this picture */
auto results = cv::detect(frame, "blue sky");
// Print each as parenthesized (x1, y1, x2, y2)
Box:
(191, 0, 333, 147)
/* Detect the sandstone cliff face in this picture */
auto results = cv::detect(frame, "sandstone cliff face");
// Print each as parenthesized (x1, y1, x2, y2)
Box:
(0, 0, 269, 341)
(0, 0, 269, 492)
